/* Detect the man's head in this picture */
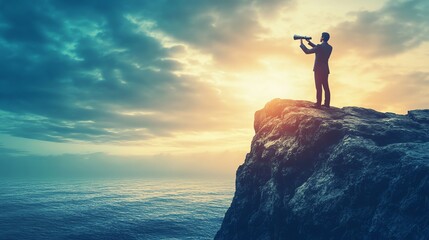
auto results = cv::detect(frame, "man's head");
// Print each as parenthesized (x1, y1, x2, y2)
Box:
(320, 32, 330, 42)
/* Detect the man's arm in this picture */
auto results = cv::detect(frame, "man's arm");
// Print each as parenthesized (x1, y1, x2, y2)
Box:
(307, 40, 317, 48)
(300, 42, 317, 54)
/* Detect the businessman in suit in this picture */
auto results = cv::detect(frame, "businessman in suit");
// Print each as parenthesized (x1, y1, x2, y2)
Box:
(300, 32, 333, 108)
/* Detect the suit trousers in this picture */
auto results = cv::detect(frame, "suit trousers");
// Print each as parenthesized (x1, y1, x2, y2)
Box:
(314, 71, 330, 106)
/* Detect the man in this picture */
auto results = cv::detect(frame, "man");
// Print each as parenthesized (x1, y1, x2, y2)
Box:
(300, 32, 333, 108)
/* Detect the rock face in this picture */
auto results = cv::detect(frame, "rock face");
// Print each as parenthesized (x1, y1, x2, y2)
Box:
(216, 99, 429, 240)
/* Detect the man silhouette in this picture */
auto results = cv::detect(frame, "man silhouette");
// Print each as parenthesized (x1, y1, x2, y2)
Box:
(300, 32, 333, 108)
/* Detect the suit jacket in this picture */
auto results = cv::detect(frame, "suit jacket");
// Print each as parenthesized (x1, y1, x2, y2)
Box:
(300, 41, 332, 74)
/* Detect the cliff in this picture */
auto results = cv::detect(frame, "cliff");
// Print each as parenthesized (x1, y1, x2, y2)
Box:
(215, 99, 429, 240)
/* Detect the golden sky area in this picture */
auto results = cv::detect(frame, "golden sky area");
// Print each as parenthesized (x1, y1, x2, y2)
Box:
(1, 0, 428, 176)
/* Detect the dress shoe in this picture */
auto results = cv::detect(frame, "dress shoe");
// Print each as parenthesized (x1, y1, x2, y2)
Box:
(312, 103, 321, 109)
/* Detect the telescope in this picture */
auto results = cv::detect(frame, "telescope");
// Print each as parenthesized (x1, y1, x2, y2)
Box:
(293, 34, 312, 40)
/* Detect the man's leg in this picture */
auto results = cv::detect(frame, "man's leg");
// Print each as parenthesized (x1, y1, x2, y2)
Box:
(314, 72, 322, 106)
(322, 73, 330, 107)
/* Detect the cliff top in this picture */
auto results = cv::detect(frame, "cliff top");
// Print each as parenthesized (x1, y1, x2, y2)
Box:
(254, 98, 428, 147)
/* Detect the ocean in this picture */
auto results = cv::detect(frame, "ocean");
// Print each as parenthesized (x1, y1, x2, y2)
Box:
(0, 178, 234, 240)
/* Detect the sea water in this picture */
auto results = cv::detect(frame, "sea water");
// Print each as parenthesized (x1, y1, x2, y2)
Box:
(0, 178, 234, 240)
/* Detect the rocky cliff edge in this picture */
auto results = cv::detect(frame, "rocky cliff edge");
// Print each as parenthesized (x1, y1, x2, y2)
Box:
(216, 99, 429, 240)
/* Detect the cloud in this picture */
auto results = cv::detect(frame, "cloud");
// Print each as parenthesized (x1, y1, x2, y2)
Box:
(1, 1, 268, 143)
(331, 0, 429, 57)
(133, 0, 295, 68)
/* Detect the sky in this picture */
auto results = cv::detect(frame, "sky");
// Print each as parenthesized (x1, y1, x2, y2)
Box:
(1, 0, 428, 178)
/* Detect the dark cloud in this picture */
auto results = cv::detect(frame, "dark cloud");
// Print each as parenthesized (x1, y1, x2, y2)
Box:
(331, 0, 429, 57)
(135, 0, 294, 68)
(1, 1, 271, 142)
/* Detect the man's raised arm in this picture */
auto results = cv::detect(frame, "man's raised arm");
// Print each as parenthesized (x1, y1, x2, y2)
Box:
(307, 40, 317, 48)
(300, 40, 317, 54)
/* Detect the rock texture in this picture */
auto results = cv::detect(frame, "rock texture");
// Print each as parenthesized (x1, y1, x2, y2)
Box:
(216, 99, 429, 240)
